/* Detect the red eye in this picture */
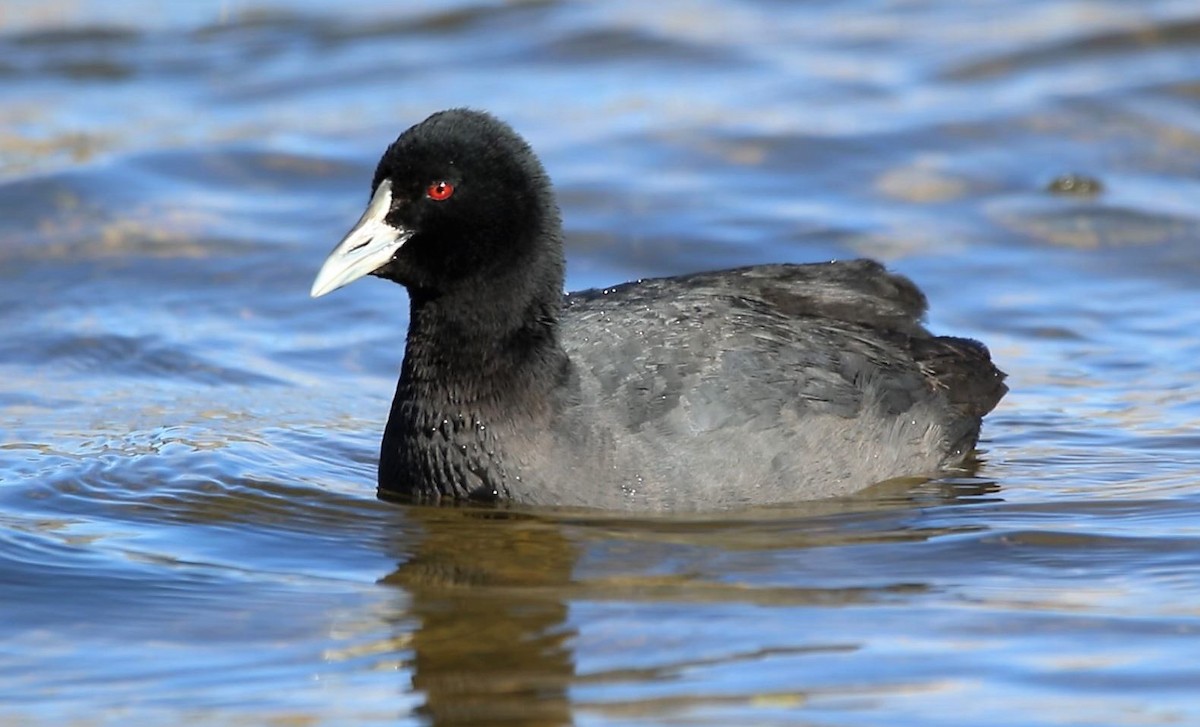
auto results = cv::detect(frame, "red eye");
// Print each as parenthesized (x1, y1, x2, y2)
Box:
(426, 181, 454, 201)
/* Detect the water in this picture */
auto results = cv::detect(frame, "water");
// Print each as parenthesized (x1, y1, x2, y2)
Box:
(2, 1, 1200, 724)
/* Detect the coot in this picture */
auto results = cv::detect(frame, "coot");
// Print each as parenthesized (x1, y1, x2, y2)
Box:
(312, 109, 1006, 510)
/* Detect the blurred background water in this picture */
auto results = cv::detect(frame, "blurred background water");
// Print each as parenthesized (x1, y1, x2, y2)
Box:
(2, 1, 1200, 724)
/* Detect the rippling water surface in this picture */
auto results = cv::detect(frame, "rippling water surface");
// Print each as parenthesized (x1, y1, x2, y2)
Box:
(3, 1, 1200, 724)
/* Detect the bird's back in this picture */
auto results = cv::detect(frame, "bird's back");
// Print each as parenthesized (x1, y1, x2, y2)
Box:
(532, 260, 1006, 509)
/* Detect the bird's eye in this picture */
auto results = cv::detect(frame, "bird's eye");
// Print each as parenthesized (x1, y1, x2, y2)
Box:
(426, 181, 455, 201)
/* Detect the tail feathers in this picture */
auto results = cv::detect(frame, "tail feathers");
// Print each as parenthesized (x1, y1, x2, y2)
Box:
(914, 336, 1007, 419)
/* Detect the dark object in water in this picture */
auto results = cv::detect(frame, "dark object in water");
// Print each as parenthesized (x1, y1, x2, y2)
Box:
(1047, 173, 1104, 197)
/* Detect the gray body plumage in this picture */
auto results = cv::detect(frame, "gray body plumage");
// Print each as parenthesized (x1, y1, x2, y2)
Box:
(381, 260, 1005, 511)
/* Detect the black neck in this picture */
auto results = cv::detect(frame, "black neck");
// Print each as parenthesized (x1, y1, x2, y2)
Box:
(398, 268, 567, 413)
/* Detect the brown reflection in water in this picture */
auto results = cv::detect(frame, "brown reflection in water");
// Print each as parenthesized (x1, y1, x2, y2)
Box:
(381, 506, 578, 727)
(374, 471, 997, 724)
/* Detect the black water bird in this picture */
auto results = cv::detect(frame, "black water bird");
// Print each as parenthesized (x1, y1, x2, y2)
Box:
(311, 109, 1007, 510)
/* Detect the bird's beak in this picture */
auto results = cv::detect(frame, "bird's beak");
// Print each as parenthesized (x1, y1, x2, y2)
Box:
(310, 179, 413, 298)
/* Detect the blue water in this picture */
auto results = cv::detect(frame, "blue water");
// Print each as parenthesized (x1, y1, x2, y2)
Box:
(3, 1, 1200, 724)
